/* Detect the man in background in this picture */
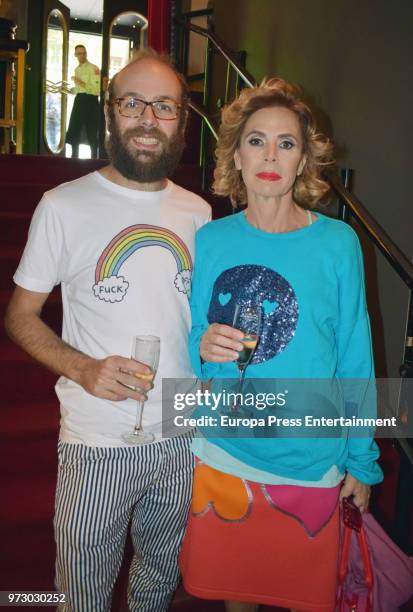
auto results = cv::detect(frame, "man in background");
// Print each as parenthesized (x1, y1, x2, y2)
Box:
(66, 44, 100, 158)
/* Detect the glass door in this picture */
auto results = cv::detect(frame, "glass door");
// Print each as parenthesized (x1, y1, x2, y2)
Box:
(41, 0, 70, 154)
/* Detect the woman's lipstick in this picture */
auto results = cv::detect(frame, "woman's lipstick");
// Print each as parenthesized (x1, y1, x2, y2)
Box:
(256, 172, 281, 181)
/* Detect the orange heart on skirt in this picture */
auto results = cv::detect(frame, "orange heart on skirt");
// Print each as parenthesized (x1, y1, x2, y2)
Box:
(192, 462, 252, 522)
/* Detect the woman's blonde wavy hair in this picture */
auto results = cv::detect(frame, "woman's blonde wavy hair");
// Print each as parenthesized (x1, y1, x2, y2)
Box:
(213, 78, 334, 208)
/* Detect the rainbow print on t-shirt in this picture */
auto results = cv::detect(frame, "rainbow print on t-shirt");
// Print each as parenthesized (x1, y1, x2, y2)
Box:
(93, 224, 192, 302)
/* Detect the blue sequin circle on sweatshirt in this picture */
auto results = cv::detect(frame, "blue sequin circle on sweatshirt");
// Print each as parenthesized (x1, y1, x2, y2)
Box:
(207, 264, 298, 364)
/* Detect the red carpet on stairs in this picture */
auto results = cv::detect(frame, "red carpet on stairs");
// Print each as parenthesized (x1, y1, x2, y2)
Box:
(1, 154, 411, 612)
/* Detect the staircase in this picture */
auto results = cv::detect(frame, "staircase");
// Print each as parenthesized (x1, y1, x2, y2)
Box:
(0, 157, 89, 596)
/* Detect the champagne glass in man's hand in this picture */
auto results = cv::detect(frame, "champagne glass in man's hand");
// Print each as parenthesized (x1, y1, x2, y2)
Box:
(122, 335, 160, 445)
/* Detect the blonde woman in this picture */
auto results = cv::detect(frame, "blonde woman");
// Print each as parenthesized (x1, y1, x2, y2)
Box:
(179, 79, 383, 612)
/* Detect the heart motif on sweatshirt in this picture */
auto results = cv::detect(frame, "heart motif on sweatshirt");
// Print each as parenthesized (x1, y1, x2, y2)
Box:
(218, 292, 232, 306)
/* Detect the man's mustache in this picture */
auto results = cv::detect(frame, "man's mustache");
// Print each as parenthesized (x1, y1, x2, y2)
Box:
(123, 126, 169, 145)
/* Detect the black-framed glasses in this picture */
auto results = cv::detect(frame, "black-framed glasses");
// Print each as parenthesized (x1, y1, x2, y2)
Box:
(114, 96, 181, 120)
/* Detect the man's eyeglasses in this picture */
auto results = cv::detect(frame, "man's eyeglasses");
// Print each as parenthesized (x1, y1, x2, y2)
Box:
(114, 97, 181, 120)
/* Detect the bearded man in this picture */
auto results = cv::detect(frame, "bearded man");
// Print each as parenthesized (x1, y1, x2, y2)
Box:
(5, 50, 211, 611)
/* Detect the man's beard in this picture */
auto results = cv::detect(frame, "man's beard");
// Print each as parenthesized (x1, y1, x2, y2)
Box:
(105, 113, 185, 183)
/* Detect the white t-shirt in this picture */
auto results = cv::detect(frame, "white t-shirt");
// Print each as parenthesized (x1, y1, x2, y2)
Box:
(14, 171, 211, 446)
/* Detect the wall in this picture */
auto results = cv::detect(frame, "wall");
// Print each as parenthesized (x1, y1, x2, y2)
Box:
(213, 0, 413, 377)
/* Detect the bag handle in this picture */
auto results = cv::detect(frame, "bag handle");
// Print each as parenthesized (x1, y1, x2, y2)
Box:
(336, 497, 374, 611)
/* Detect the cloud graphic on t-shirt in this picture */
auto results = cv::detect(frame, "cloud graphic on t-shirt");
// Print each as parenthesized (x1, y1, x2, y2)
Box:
(174, 269, 192, 295)
(92, 275, 129, 303)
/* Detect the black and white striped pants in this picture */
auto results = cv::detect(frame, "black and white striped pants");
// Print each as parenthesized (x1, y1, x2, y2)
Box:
(54, 434, 194, 611)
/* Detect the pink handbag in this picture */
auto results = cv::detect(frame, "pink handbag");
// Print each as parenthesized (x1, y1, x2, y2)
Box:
(336, 497, 413, 612)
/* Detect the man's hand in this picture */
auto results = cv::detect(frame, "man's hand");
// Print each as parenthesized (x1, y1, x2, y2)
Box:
(200, 323, 244, 363)
(339, 472, 371, 513)
(72, 76, 85, 87)
(77, 355, 153, 402)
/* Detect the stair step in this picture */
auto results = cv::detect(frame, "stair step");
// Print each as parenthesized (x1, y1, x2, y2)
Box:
(0, 400, 59, 439)
(0, 522, 55, 589)
(1, 433, 58, 475)
(1, 183, 52, 213)
(0, 211, 32, 247)
(1, 468, 56, 525)
(1, 359, 57, 401)
(0, 154, 106, 185)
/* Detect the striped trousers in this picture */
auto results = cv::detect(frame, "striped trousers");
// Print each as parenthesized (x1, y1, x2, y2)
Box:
(54, 435, 194, 611)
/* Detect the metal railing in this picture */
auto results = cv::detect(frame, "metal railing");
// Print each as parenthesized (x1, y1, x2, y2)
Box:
(188, 98, 218, 141)
(175, 18, 254, 190)
(185, 22, 256, 88)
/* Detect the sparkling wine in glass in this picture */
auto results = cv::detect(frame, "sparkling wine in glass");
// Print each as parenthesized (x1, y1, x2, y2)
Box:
(122, 335, 160, 445)
(232, 304, 261, 412)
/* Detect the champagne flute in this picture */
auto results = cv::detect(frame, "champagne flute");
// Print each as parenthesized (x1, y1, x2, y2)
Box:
(122, 335, 160, 445)
(232, 304, 261, 412)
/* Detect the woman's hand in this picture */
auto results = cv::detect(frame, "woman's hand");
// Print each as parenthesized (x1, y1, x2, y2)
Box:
(339, 472, 371, 513)
(200, 323, 244, 363)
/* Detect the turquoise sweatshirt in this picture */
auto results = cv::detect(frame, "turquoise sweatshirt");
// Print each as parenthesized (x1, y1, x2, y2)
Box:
(189, 212, 383, 485)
